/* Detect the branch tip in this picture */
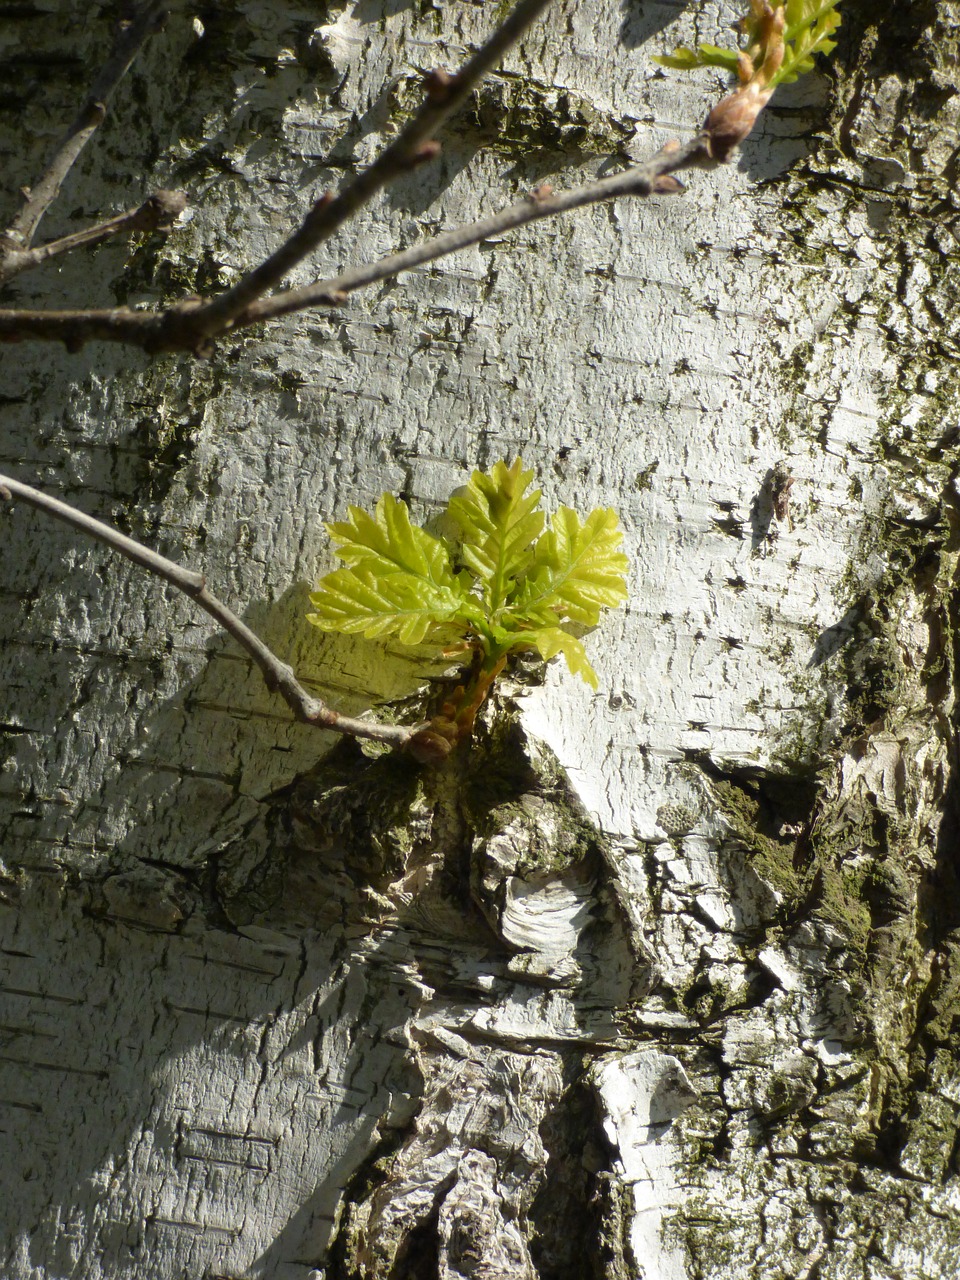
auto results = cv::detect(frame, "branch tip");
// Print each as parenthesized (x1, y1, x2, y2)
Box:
(406, 725, 456, 764)
(144, 188, 188, 223)
(703, 82, 773, 161)
(309, 191, 334, 215)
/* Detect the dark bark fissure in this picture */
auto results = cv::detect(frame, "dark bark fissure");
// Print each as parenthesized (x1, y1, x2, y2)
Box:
(193, 707, 645, 1278)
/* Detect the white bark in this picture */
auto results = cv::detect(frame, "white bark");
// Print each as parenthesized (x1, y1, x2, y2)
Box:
(2, 1, 959, 1277)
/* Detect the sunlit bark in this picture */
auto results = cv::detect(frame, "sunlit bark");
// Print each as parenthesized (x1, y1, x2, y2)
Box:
(2, 2, 958, 1277)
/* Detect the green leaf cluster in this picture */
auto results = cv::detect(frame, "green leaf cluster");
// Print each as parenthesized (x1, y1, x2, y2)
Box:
(768, 0, 842, 84)
(656, 0, 842, 89)
(307, 459, 629, 690)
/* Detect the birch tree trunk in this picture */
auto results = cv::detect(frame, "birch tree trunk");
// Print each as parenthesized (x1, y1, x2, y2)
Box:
(2, 2, 959, 1277)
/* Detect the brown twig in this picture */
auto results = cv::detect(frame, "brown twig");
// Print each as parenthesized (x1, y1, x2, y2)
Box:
(242, 136, 712, 327)
(0, 136, 711, 351)
(0, 0, 555, 352)
(178, 0, 556, 348)
(0, 190, 187, 286)
(0, 471, 416, 751)
(0, 1, 169, 258)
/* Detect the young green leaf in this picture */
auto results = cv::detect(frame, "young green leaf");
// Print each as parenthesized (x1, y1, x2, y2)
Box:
(308, 491, 469, 646)
(509, 506, 629, 628)
(447, 458, 544, 614)
(654, 43, 741, 74)
(307, 565, 467, 647)
(325, 491, 459, 588)
(517, 627, 599, 689)
(777, 0, 841, 84)
(656, 0, 841, 89)
(307, 460, 630, 748)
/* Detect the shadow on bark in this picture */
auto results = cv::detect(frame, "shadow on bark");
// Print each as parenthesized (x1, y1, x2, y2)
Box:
(0, 684, 658, 1275)
(253, 712, 654, 1278)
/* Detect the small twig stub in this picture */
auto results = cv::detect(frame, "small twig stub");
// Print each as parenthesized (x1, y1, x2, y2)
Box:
(771, 464, 795, 531)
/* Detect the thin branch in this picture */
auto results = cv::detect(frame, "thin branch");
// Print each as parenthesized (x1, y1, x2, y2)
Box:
(179, 0, 556, 347)
(1, 1, 169, 256)
(0, 305, 168, 352)
(0, 137, 711, 351)
(0, 190, 187, 286)
(0, 0, 555, 353)
(242, 137, 711, 327)
(0, 471, 415, 751)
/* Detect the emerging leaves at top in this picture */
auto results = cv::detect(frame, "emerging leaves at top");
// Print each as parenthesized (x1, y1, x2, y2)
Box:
(447, 459, 544, 617)
(656, 1, 842, 160)
(307, 459, 629, 714)
(656, 1, 841, 88)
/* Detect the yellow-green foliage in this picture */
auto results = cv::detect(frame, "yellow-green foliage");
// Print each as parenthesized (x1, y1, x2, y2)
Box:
(307, 459, 629, 690)
(656, 0, 842, 89)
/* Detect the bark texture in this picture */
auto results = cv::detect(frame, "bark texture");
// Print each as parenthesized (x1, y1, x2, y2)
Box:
(2, 2, 959, 1277)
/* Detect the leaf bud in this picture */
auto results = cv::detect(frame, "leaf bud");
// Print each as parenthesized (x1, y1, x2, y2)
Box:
(703, 81, 773, 161)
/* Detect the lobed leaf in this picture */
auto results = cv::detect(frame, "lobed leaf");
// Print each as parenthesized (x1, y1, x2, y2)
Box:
(307, 463, 631, 711)
(307, 565, 467, 647)
(326, 492, 459, 590)
(515, 627, 599, 689)
(447, 458, 544, 614)
(309, 492, 471, 647)
(509, 506, 629, 628)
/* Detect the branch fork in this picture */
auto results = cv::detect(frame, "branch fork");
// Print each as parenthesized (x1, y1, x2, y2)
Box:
(0, 0, 726, 354)
(0, 0, 796, 761)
